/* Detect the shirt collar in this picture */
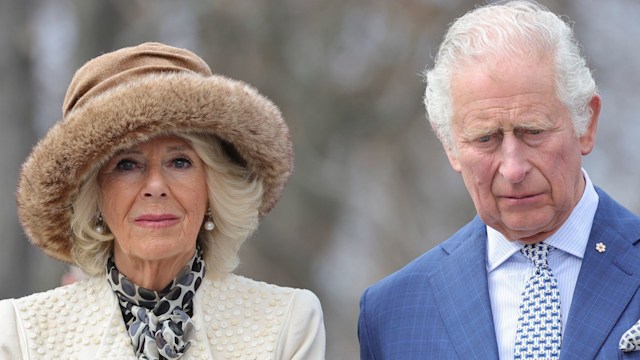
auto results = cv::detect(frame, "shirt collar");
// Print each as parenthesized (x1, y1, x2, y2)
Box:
(486, 169, 599, 272)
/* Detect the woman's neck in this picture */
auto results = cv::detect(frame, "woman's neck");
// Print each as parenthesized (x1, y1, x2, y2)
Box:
(113, 249, 196, 291)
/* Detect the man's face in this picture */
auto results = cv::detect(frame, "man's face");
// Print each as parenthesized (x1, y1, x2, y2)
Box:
(446, 57, 600, 243)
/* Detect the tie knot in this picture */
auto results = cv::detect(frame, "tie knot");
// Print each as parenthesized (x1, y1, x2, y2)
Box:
(520, 242, 552, 268)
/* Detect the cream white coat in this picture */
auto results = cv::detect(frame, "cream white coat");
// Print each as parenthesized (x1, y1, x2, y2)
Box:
(0, 273, 325, 360)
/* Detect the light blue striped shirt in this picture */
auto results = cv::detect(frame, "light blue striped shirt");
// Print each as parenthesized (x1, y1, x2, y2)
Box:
(487, 170, 598, 360)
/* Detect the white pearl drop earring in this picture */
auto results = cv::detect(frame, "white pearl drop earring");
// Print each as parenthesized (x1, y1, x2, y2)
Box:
(204, 208, 215, 231)
(95, 214, 105, 234)
(204, 220, 215, 231)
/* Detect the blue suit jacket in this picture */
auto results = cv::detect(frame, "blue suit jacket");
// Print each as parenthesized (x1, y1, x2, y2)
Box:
(359, 188, 640, 359)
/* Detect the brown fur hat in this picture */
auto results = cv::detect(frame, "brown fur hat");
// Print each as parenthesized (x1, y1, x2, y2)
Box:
(17, 42, 293, 264)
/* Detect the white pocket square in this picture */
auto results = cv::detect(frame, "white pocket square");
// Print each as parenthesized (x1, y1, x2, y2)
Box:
(620, 320, 640, 352)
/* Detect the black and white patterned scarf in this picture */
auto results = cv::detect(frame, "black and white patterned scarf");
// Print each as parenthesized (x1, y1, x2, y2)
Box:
(106, 247, 205, 360)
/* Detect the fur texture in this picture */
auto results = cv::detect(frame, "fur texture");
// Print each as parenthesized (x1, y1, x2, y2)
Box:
(16, 43, 293, 264)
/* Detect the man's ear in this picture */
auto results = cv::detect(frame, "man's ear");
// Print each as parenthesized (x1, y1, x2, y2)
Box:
(579, 95, 600, 155)
(444, 144, 462, 173)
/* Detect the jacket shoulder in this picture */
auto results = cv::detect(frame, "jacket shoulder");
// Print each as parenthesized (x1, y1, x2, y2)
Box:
(595, 187, 640, 237)
(13, 276, 112, 313)
(10, 277, 130, 359)
(198, 273, 301, 307)
(196, 274, 325, 359)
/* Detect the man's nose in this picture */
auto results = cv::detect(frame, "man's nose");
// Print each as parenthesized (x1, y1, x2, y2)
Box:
(498, 135, 530, 184)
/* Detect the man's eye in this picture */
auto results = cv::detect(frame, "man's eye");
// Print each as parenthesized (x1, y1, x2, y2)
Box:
(116, 159, 137, 171)
(173, 158, 192, 169)
(527, 129, 542, 135)
(478, 135, 492, 143)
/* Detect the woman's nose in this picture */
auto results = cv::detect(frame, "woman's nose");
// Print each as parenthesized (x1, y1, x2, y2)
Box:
(141, 165, 168, 198)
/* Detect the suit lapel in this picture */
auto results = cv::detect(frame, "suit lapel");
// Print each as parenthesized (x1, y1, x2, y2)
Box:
(428, 218, 500, 359)
(561, 190, 640, 359)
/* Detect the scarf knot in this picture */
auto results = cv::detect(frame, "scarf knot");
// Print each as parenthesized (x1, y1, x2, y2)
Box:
(128, 306, 195, 359)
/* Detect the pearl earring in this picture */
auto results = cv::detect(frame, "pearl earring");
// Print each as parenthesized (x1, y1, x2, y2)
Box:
(204, 208, 215, 231)
(95, 214, 105, 234)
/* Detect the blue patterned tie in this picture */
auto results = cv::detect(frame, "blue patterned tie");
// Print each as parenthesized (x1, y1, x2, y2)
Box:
(514, 243, 562, 359)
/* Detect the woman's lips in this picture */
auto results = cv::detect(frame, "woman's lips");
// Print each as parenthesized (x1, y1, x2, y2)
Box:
(134, 214, 179, 228)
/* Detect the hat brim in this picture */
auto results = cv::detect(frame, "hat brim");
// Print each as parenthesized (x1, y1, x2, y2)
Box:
(17, 72, 293, 264)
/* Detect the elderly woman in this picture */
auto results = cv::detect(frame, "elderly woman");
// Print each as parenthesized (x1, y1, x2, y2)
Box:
(0, 42, 325, 359)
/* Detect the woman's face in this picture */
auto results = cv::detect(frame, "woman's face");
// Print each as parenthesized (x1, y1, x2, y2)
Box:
(98, 135, 208, 267)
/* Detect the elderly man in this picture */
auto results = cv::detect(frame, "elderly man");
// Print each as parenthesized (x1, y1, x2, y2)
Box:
(358, 1, 640, 359)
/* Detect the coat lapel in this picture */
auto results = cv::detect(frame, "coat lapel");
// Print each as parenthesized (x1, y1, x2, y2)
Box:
(561, 190, 640, 360)
(428, 218, 500, 359)
(192, 288, 215, 358)
(91, 286, 138, 359)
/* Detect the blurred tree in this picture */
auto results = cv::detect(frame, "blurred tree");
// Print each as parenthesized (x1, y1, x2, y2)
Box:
(0, 0, 61, 298)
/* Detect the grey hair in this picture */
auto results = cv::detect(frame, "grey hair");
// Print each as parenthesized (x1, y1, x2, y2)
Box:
(423, 0, 597, 152)
(70, 132, 263, 277)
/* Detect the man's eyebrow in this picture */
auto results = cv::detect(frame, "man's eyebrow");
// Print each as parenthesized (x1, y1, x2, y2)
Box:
(461, 125, 501, 138)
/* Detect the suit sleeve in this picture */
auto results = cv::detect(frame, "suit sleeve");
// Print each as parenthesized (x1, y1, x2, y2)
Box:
(275, 289, 326, 360)
(0, 299, 26, 360)
(358, 287, 377, 360)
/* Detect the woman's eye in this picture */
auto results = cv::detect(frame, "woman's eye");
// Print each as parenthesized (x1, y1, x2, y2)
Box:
(116, 159, 137, 171)
(172, 157, 192, 169)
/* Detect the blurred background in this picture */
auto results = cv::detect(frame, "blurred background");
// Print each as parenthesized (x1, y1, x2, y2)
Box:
(1, 0, 638, 358)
